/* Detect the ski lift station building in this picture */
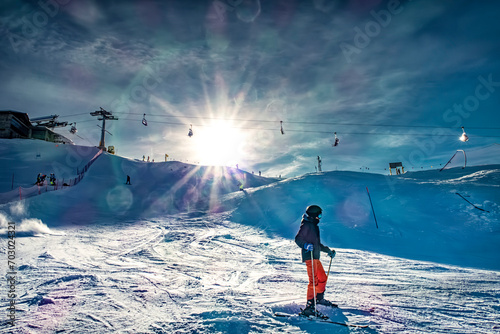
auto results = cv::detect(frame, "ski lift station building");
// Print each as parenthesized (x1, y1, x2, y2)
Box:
(0, 110, 73, 144)
(389, 162, 405, 175)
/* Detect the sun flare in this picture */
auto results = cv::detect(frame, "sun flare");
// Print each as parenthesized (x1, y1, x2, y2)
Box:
(191, 120, 247, 167)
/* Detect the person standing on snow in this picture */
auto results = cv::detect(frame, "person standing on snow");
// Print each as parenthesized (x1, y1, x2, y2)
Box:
(295, 205, 336, 317)
(49, 173, 56, 185)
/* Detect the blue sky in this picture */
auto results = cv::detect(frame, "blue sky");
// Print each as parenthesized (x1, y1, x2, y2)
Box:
(1, 0, 499, 176)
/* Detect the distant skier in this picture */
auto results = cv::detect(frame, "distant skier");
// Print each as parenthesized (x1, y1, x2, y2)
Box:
(36, 173, 47, 185)
(125, 175, 131, 185)
(295, 205, 336, 317)
(49, 173, 56, 185)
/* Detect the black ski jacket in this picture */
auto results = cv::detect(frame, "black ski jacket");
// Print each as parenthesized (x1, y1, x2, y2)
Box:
(295, 214, 330, 262)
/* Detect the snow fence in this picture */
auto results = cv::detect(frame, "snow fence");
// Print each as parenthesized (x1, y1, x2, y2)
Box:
(0, 149, 103, 204)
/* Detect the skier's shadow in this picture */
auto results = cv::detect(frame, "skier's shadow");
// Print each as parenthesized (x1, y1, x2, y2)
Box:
(273, 304, 377, 333)
(323, 307, 377, 333)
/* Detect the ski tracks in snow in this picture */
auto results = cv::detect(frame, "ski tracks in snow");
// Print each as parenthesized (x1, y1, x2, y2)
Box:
(1, 214, 500, 333)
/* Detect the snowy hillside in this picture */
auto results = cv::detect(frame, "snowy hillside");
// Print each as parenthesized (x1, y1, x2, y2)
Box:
(1, 139, 499, 333)
(225, 165, 500, 270)
(0, 139, 277, 224)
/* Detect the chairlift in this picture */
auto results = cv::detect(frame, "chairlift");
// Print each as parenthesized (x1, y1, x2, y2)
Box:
(69, 123, 77, 134)
(332, 132, 339, 147)
(142, 113, 148, 126)
(188, 124, 193, 137)
(280, 121, 284, 135)
(459, 126, 469, 142)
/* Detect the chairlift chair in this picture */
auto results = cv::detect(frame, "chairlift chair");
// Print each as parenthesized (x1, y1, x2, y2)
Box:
(332, 132, 339, 146)
(69, 123, 77, 134)
(459, 126, 469, 142)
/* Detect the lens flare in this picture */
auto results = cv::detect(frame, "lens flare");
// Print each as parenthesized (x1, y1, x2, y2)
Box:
(191, 120, 247, 167)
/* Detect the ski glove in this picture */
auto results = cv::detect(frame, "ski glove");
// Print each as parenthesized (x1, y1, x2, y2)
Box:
(304, 243, 314, 251)
(327, 248, 336, 258)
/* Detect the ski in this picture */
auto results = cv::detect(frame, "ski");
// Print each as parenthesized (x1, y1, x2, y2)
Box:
(274, 312, 369, 328)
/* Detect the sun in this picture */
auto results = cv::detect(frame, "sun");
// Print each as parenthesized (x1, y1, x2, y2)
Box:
(191, 120, 247, 167)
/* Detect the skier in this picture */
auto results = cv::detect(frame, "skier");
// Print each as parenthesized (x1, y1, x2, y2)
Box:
(295, 205, 336, 317)
(49, 173, 56, 185)
(37, 174, 47, 185)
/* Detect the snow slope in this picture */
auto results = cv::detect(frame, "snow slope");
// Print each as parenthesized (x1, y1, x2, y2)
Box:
(0, 139, 277, 225)
(225, 165, 500, 270)
(0, 139, 100, 191)
(1, 139, 499, 333)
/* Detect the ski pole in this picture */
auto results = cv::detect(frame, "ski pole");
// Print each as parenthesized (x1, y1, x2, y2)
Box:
(311, 250, 317, 316)
(326, 256, 333, 278)
(455, 192, 490, 212)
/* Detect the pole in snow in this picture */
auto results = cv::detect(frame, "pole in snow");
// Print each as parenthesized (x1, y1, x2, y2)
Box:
(455, 193, 490, 212)
(366, 186, 379, 229)
(440, 150, 466, 172)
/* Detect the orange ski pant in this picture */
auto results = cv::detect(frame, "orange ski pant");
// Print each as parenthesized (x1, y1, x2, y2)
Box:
(305, 259, 328, 301)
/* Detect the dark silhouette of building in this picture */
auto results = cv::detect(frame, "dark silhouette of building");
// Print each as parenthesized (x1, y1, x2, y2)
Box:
(0, 110, 73, 144)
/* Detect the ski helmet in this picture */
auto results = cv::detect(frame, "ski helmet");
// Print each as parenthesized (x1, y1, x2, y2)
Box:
(306, 205, 322, 218)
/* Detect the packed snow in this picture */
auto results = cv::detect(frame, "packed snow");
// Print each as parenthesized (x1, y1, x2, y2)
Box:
(1, 139, 499, 333)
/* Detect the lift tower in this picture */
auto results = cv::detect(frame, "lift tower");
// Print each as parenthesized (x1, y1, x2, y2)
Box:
(90, 107, 118, 150)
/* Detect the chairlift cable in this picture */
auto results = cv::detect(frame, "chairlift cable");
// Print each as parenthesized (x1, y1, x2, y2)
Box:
(100, 118, 500, 138)
(109, 111, 500, 130)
